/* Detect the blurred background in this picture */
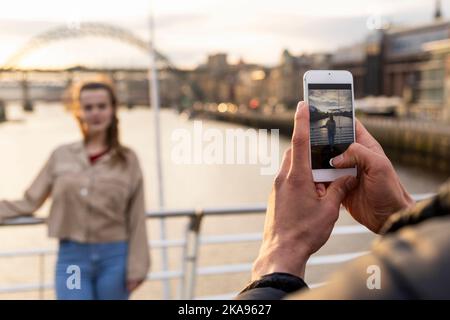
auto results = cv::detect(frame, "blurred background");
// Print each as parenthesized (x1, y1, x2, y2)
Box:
(0, 0, 449, 300)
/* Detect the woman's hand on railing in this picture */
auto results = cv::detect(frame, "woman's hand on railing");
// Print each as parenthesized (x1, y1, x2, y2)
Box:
(127, 279, 144, 293)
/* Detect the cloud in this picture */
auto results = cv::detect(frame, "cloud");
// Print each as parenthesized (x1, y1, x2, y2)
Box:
(309, 89, 352, 112)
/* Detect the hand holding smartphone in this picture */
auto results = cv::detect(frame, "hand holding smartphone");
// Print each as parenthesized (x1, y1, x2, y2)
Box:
(303, 70, 357, 182)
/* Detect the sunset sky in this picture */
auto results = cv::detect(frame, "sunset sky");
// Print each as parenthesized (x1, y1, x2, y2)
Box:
(0, 0, 448, 69)
(309, 89, 352, 112)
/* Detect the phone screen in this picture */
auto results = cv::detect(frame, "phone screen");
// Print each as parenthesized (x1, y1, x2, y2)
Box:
(308, 83, 355, 169)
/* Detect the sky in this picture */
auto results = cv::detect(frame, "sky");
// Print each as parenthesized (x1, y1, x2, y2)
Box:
(309, 89, 352, 112)
(0, 0, 448, 69)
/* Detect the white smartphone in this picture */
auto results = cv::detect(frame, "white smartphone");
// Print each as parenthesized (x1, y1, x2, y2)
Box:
(303, 70, 357, 182)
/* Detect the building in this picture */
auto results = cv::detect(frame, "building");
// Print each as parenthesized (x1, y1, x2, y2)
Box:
(329, 15, 450, 121)
(266, 50, 331, 108)
(172, 1, 450, 121)
(188, 53, 236, 103)
(382, 21, 450, 99)
(330, 43, 369, 98)
(414, 38, 450, 121)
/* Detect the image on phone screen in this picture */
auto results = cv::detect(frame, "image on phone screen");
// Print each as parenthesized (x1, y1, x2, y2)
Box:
(308, 84, 354, 169)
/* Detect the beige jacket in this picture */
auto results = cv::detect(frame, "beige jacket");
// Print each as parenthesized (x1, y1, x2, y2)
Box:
(0, 141, 150, 281)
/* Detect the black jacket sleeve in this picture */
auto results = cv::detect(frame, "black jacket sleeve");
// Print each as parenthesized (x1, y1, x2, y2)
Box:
(236, 272, 308, 300)
(237, 287, 291, 300)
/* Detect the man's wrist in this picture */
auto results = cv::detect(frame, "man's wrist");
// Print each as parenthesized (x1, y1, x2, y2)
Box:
(252, 245, 310, 281)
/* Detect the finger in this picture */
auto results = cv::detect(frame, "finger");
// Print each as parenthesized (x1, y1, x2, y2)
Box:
(315, 183, 326, 197)
(330, 142, 375, 170)
(326, 175, 358, 204)
(355, 119, 384, 154)
(289, 101, 312, 180)
(277, 148, 292, 180)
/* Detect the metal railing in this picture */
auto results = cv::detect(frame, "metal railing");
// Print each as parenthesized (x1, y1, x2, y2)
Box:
(0, 193, 434, 299)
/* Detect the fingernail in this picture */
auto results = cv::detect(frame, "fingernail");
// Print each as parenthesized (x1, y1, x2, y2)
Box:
(297, 101, 304, 113)
(331, 154, 344, 167)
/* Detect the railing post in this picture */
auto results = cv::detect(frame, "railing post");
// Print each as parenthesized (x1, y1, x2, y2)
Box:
(179, 209, 203, 300)
(38, 253, 45, 300)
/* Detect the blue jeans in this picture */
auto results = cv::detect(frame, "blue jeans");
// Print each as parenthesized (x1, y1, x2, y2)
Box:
(328, 131, 335, 146)
(55, 240, 129, 300)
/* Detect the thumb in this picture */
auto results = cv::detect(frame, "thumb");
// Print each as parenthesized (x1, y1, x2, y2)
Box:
(330, 143, 373, 170)
(326, 175, 358, 204)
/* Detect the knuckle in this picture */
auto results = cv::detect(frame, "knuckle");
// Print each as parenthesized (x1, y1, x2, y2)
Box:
(348, 142, 360, 153)
(373, 157, 392, 173)
(291, 135, 307, 148)
(373, 140, 383, 150)
(286, 173, 303, 187)
(273, 174, 285, 188)
(283, 148, 292, 159)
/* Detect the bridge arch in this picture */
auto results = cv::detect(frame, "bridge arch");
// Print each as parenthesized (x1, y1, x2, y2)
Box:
(3, 22, 174, 69)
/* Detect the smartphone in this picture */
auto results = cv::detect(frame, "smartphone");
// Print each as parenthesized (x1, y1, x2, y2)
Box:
(303, 70, 357, 182)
